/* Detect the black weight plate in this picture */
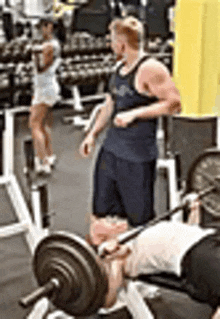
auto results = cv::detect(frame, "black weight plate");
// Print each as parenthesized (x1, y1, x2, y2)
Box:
(57, 233, 108, 315)
(83, 256, 109, 316)
(34, 234, 96, 315)
(34, 242, 94, 315)
(33, 232, 108, 316)
(35, 242, 95, 311)
(186, 148, 220, 216)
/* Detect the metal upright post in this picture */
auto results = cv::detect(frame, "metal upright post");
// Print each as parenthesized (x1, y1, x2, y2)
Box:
(3, 109, 14, 178)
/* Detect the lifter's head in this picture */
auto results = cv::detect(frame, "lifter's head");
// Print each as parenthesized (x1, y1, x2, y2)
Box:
(108, 16, 145, 58)
(87, 215, 129, 247)
(39, 15, 54, 39)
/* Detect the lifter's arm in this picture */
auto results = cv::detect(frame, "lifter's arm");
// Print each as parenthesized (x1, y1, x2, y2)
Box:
(33, 43, 54, 74)
(97, 238, 131, 308)
(212, 307, 220, 319)
(79, 94, 114, 157)
(102, 259, 125, 308)
(187, 197, 201, 226)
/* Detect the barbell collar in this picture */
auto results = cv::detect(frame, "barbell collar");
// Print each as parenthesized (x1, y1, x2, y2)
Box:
(19, 278, 60, 308)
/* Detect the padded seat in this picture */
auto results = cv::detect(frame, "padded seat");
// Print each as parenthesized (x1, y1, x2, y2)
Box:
(137, 273, 186, 294)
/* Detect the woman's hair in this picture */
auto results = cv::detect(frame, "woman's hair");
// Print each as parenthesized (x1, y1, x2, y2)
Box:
(109, 16, 145, 50)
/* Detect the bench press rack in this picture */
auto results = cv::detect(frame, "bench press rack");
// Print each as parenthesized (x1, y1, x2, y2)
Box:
(0, 106, 49, 254)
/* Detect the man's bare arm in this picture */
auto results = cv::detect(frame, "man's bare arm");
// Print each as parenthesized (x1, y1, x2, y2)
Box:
(113, 60, 181, 127)
(89, 94, 114, 138)
(79, 94, 114, 157)
(133, 60, 181, 119)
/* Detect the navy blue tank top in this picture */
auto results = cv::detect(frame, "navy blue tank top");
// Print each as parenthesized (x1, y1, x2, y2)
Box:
(103, 55, 158, 163)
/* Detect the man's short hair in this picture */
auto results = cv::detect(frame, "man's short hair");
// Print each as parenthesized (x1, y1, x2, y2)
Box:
(109, 16, 145, 50)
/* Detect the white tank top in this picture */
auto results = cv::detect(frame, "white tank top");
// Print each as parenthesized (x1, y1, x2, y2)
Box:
(33, 38, 61, 88)
(125, 221, 216, 277)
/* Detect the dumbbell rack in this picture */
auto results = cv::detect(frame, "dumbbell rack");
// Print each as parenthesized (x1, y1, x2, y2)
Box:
(62, 84, 106, 129)
(60, 51, 114, 129)
(0, 107, 49, 254)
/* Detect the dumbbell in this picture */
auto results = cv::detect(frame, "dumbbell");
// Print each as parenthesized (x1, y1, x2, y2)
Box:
(61, 43, 71, 58)
(163, 39, 174, 53)
(58, 68, 73, 85)
(0, 41, 43, 63)
(78, 36, 89, 54)
(148, 37, 164, 54)
(87, 37, 96, 53)
(0, 47, 12, 63)
(12, 44, 24, 63)
(23, 44, 32, 61)
(0, 73, 10, 91)
(148, 42, 160, 54)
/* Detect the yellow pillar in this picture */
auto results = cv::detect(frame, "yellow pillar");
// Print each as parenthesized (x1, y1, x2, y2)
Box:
(173, 0, 219, 116)
(214, 0, 220, 116)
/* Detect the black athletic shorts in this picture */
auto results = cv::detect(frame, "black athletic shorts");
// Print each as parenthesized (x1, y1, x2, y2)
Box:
(93, 147, 156, 227)
(181, 231, 220, 309)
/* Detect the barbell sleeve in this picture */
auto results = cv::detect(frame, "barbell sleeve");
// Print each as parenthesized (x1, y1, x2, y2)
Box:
(19, 278, 60, 308)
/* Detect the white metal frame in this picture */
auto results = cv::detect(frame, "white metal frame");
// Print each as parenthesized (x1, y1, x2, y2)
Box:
(157, 158, 182, 222)
(120, 281, 155, 319)
(0, 107, 48, 254)
(62, 84, 106, 128)
(99, 280, 158, 319)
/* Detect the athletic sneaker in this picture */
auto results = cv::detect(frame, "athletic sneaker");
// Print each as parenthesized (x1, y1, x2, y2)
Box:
(41, 160, 52, 175)
(47, 154, 57, 168)
(34, 157, 44, 174)
(35, 157, 52, 175)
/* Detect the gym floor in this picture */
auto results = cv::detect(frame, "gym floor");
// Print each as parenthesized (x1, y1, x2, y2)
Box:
(0, 108, 214, 319)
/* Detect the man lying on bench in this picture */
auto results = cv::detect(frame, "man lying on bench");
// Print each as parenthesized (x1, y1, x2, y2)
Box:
(27, 200, 220, 319)
(91, 199, 220, 319)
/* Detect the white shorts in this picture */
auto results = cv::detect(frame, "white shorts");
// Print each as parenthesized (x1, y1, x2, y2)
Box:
(32, 83, 60, 107)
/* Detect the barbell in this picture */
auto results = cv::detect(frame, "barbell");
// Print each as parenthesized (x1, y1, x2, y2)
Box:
(19, 149, 220, 316)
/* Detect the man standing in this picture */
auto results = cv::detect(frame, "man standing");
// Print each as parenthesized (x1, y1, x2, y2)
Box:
(80, 16, 181, 227)
(29, 15, 60, 175)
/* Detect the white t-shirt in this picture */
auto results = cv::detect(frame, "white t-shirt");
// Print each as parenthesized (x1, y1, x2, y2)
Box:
(33, 38, 61, 89)
(125, 221, 215, 277)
